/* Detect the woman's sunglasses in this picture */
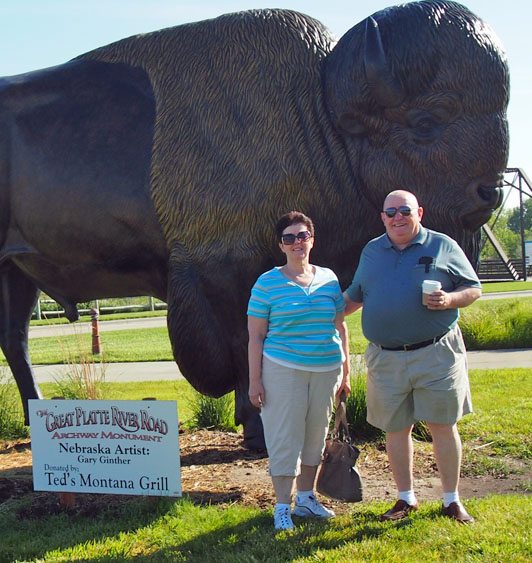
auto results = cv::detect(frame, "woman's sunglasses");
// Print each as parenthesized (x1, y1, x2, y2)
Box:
(383, 206, 417, 218)
(281, 231, 312, 245)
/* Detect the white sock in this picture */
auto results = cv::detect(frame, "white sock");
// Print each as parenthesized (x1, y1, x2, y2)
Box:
(296, 490, 313, 503)
(275, 503, 291, 512)
(398, 490, 417, 506)
(443, 492, 460, 508)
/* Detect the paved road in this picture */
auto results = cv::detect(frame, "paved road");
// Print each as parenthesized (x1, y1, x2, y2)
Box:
(30, 349, 532, 384)
(479, 290, 532, 300)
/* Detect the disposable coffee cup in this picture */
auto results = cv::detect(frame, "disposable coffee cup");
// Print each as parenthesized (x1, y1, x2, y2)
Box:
(422, 280, 442, 305)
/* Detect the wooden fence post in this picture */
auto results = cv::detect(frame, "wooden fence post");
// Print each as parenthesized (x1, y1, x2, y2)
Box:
(91, 308, 101, 355)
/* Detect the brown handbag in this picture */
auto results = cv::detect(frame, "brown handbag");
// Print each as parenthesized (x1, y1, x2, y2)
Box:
(316, 394, 363, 502)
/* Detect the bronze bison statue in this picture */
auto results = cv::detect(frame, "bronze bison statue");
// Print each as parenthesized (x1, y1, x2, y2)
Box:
(0, 1, 509, 448)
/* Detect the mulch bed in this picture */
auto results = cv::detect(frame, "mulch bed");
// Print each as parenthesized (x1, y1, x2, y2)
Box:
(1, 430, 529, 519)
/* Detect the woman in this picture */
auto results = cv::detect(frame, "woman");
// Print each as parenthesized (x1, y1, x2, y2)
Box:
(247, 211, 350, 530)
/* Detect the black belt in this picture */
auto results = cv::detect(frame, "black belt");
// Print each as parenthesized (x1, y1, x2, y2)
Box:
(379, 332, 448, 352)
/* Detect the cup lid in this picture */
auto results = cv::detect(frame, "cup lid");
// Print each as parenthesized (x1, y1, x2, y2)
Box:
(422, 280, 441, 289)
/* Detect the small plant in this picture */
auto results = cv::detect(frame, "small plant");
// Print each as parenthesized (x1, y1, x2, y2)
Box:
(343, 361, 430, 442)
(50, 322, 107, 400)
(52, 360, 107, 400)
(187, 390, 237, 432)
(412, 420, 432, 442)
(518, 479, 532, 493)
(344, 360, 384, 441)
(0, 368, 29, 439)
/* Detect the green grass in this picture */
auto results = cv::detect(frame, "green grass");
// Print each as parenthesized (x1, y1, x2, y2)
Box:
(1, 297, 529, 365)
(1, 369, 531, 561)
(0, 327, 173, 365)
(346, 309, 369, 354)
(0, 369, 29, 439)
(0, 495, 530, 561)
(460, 298, 532, 349)
(460, 369, 532, 462)
(481, 280, 532, 293)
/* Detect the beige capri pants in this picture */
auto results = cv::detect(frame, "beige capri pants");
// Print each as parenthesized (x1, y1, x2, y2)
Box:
(260, 355, 342, 477)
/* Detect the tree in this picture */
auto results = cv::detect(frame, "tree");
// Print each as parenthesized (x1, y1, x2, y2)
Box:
(481, 208, 521, 260)
(507, 198, 532, 235)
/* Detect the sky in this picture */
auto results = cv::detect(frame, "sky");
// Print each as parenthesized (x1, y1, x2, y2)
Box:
(1, 0, 529, 208)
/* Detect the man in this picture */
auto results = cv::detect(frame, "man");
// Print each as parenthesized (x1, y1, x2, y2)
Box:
(344, 190, 481, 524)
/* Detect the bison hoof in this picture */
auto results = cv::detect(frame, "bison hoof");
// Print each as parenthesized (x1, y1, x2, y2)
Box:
(242, 414, 266, 451)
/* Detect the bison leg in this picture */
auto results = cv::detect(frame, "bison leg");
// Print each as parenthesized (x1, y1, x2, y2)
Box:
(0, 265, 42, 424)
(166, 245, 265, 449)
(234, 374, 265, 450)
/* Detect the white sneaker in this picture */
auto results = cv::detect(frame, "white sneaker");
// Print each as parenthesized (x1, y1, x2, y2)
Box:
(274, 506, 295, 530)
(293, 494, 335, 518)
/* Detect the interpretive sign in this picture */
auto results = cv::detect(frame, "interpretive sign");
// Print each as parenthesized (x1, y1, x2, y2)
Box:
(29, 399, 181, 496)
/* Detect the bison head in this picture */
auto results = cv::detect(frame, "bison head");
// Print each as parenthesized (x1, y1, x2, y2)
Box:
(325, 0, 509, 263)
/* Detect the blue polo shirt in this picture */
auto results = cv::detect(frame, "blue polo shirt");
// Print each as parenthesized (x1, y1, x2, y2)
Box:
(345, 227, 481, 348)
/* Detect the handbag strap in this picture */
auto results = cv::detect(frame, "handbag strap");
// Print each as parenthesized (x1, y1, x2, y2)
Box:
(333, 391, 352, 443)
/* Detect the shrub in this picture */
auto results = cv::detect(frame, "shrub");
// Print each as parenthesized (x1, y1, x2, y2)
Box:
(344, 361, 384, 441)
(52, 360, 107, 400)
(187, 390, 237, 432)
(51, 326, 107, 400)
(0, 369, 29, 440)
(344, 361, 430, 442)
(460, 299, 532, 349)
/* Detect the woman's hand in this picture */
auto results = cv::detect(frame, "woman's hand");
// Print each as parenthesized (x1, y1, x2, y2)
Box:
(336, 370, 351, 398)
(248, 379, 265, 408)
(335, 312, 351, 398)
(248, 316, 268, 408)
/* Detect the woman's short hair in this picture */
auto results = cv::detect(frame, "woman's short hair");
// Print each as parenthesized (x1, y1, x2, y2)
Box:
(275, 211, 315, 241)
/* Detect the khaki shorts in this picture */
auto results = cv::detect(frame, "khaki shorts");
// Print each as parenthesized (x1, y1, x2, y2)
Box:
(260, 356, 342, 476)
(364, 324, 472, 433)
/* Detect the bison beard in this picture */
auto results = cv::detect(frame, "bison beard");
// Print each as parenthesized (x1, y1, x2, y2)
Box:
(0, 1, 509, 449)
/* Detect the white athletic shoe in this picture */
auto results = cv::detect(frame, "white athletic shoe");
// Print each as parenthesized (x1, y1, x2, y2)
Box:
(274, 506, 295, 530)
(293, 494, 335, 518)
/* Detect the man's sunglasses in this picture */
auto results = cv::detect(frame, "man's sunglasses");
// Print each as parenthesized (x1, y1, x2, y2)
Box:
(281, 231, 312, 245)
(382, 206, 417, 218)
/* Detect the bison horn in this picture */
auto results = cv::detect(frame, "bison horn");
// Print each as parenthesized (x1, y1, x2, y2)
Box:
(363, 17, 405, 108)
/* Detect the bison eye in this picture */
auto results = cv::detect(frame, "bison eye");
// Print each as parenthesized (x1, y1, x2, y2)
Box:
(406, 109, 441, 144)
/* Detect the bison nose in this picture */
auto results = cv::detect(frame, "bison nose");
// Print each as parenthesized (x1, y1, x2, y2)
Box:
(477, 185, 503, 210)
(461, 177, 504, 230)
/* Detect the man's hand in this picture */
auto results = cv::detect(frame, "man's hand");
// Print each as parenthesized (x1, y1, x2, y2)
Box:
(426, 286, 481, 310)
(426, 289, 450, 310)
(343, 292, 363, 315)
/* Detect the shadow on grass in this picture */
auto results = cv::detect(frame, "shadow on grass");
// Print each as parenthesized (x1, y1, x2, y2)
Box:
(1, 496, 177, 561)
(3, 497, 471, 562)
(112, 507, 419, 562)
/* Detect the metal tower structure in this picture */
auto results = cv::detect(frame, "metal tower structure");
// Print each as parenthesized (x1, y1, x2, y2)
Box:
(480, 168, 532, 281)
